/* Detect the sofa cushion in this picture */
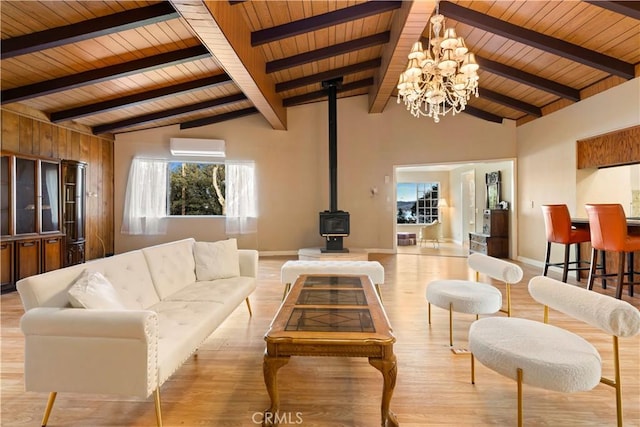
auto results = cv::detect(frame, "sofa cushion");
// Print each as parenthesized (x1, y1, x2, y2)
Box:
(142, 238, 197, 300)
(194, 239, 240, 281)
(85, 250, 160, 309)
(165, 276, 256, 304)
(68, 270, 127, 310)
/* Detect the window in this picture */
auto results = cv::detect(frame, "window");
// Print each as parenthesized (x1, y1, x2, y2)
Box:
(397, 182, 440, 224)
(167, 162, 225, 216)
(122, 158, 256, 235)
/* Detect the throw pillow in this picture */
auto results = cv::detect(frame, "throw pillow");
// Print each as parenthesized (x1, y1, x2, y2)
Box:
(194, 239, 241, 281)
(68, 270, 127, 310)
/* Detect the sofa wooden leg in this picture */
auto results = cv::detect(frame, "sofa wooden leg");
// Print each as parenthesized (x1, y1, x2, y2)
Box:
(154, 388, 163, 427)
(448, 303, 453, 347)
(41, 391, 57, 426)
(245, 298, 253, 317)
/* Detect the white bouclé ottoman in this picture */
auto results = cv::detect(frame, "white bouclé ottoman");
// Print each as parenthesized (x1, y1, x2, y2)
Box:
(426, 280, 502, 316)
(281, 260, 385, 300)
(425, 253, 524, 347)
(469, 317, 601, 392)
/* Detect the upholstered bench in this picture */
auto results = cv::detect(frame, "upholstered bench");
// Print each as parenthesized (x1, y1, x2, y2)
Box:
(469, 276, 640, 427)
(281, 260, 385, 300)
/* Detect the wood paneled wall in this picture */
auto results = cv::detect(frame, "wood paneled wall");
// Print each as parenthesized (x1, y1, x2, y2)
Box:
(1, 109, 114, 260)
(577, 124, 640, 169)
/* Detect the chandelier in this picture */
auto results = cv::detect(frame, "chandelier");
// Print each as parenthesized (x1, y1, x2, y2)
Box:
(397, 1, 479, 122)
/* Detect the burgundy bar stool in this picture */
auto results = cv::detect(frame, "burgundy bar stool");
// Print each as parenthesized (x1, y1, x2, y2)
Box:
(585, 203, 640, 299)
(541, 204, 592, 283)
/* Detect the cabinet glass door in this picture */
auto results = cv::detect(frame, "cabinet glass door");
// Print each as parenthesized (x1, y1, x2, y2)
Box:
(40, 161, 60, 233)
(63, 177, 77, 241)
(1, 156, 10, 236)
(15, 158, 37, 235)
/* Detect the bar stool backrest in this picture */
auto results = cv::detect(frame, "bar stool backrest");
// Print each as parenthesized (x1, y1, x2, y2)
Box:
(585, 204, 628, 251)
(541, 204, 572, 243)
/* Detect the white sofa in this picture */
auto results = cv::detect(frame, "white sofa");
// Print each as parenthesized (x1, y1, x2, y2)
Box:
(16, 238, 258, 427)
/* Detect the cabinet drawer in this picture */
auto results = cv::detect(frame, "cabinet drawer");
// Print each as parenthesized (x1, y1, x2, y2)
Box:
(16, 239, 40, 280)
(469, 240, 487, 254)
(1, 241, 14, 288)
(470, 233, 487, 244)
(42, 236, 63, 272)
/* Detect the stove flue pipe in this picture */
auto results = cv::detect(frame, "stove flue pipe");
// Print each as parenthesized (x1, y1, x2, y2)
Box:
(322, 77, 342, 212)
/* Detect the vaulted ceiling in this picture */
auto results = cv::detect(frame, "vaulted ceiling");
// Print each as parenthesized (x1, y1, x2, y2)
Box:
(1, 1, 638, 136)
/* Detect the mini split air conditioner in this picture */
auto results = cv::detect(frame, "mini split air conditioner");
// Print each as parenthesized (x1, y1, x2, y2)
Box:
(169, 138, 225, 157)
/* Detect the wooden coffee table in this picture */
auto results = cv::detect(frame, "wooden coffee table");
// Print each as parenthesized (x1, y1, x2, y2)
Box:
(263, 274, 398, 427)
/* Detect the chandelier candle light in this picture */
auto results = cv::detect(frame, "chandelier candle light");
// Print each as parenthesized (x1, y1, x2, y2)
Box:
(397, 1, 479, 122)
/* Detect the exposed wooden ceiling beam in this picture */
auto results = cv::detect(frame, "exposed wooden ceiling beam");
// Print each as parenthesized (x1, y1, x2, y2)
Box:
(480, 88, 542, 117)
(180, 107, 259, 129)
(463, 106, 504, 123)
(474, 56, 580, 102)
(276, 58, 381, 93)
(252, 1, 401, 46)
(92, 93, 247, 134)
(267, 32, 390, 73)
(170, 0, 286, 130)
(283, 78, 374, 107)
(368, 0, 435, 114)
(438, 1, 635, 79)
(1, 45, 209, 104)
(417, 32, 581, 101)
(584, 1, 640, 20)
(51, 73, 232, 123)
(0, 3, 180, 59)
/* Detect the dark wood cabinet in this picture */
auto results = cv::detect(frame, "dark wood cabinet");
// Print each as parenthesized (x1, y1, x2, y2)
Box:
(62, 160, 87, 266)
(1, 152, 64, 292)
(469, 209, 509, 258)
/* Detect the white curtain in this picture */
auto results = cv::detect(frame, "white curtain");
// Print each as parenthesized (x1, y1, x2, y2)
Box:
(121, 158, 167, 235)
(225, 161, 257, 235)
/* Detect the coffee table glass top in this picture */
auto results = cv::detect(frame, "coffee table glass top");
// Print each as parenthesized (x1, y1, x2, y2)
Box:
(285, 308, 374, 332)
(284, 275, 374, 332)
(300, 275, 363, 288)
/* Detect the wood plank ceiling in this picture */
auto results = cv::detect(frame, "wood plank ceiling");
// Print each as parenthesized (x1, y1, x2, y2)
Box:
(1, 0, 639, 136)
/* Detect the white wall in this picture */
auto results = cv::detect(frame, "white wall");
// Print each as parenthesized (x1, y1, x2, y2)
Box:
(114, 95, 516, 254)
(516, 77, 640, 265)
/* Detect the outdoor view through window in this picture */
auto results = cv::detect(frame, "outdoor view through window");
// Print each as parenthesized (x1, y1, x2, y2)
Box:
(397, 182, 440, 224)
(168, 162, 225, 216)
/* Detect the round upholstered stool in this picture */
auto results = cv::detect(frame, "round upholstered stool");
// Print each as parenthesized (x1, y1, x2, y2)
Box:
(426, 279, 502, 347)
(469, 317, 601, 392)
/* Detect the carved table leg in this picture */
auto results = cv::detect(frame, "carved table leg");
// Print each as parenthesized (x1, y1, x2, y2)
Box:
(369, 353, 399, 427)
(263, 352, 290, 427)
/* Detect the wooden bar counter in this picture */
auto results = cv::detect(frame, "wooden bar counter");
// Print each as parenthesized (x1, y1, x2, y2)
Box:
(571, 217, 640, 284)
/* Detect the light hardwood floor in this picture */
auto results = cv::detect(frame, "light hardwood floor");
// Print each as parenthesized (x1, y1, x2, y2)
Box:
(1, 253, 639, 427)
